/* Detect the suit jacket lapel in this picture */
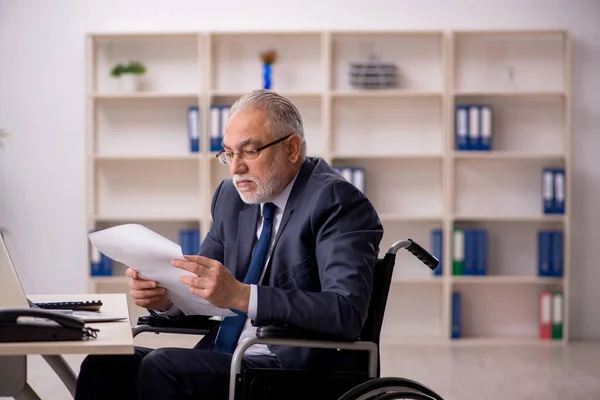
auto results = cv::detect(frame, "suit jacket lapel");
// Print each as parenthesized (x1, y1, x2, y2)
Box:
(267, 159, 315, 263)
(235, 204, 260, 281)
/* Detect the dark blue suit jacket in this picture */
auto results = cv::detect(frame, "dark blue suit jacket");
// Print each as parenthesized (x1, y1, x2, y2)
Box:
(197, 157, 383, 372)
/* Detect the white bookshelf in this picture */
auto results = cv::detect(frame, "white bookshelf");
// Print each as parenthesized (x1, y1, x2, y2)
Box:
(85, 30, 570, 343)
(447, 30, 570, 346)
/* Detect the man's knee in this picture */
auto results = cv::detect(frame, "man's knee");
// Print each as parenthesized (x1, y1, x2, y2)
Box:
(78, 354, 110, 378)
(139, 347, 172, 374)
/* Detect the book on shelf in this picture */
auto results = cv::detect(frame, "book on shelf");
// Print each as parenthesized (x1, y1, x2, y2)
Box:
(431, 228, 443, 276)
(451, 291, 461, 339)
(455, 104, 493, 151)
(90, 230, 113, 276)
(334, 167, 365, 193)
(542, 167, 566, 214)
(452, 228, 488, 275)
(187, 105, 200, 153)
(179, 228, 201, 256)
(210, 105, 231, 152)
(537, 230, 563, 277)
(539, 291, 563, 340)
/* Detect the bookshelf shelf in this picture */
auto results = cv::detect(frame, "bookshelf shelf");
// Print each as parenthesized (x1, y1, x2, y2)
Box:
(392, 276, 443, 284)
(85, 29, 570, 346)
(92, 92, 199, 100)
(331, 90, 443, 98)
(93, 154, 202, 161)
(450, 337, 564, 346)
(452, 276, 563, 284)
(452, 215, 566, 222)
(211, 91, 322, 98)
(452, 151, 565, 161)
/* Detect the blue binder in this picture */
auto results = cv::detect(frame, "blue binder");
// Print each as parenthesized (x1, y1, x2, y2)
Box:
(538, 230, 551, 276)
(463, 229, 476, 275)
(542, 168, 554, 214)
(90, 236, 102, 276)
(187, 105, 200, 153)
(475, 229, 488, 275)
(210, 106, 223, 152)
(455, 105, 469, 150)
(479, 105, 492, 151)
(100, 254, 113, 276)
(553, 168, 566, 214)
(468, 106, 480, 150)
(451, 292, 461, 339)
(550, 230, 563, 277)
(431, 229, 443, 276)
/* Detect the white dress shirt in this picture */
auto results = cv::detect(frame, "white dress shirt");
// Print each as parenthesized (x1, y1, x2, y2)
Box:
(158, 172, 298, 357)
(241, 172, 297, 356)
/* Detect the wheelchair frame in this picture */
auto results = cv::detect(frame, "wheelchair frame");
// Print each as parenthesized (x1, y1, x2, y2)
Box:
(133, 239, 444, 400)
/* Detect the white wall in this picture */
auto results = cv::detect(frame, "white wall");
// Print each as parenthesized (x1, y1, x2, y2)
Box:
(0, 0, 598, 339)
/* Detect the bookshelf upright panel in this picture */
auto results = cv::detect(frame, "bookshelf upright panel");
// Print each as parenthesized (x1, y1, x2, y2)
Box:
(86, 33, 206, 321)
(448, 30, 570, 345)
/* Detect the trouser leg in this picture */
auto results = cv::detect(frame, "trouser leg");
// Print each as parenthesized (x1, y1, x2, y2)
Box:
(74, 346, 153, 400)
(137, 347, 280, 400)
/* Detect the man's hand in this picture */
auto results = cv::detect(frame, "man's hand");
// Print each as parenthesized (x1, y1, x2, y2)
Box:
(125, 268, 173, 311)
(171, 256, 250, 313)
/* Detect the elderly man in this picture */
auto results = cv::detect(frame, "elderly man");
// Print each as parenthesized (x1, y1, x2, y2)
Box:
(75, 89, 383, 400)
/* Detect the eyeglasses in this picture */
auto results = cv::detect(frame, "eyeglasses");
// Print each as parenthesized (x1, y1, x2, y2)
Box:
(215, 133, 293, 165)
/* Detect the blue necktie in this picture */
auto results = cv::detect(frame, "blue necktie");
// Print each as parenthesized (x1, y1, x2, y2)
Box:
(213, 202, 277, 354)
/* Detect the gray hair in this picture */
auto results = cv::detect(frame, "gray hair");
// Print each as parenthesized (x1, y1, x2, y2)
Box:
(228, 89, 307, 158)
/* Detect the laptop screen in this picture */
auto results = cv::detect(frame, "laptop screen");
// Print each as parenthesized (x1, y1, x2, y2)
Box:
(0, 232, 34, 309)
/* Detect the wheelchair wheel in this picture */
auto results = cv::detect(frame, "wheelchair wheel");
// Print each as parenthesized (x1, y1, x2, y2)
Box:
(337, 377, 444, 400)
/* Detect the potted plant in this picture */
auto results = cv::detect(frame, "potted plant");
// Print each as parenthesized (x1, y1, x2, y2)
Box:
(110, 61, 147, 92)
(260, 50, 277, 90)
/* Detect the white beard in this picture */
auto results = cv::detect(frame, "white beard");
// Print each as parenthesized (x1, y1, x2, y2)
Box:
(233, 152, 287, 204)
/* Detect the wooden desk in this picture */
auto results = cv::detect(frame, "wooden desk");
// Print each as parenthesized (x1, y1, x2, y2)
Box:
(0, 293, 134, 399)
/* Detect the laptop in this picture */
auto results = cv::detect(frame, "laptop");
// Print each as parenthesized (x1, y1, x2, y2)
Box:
(0, 233, 126, 323)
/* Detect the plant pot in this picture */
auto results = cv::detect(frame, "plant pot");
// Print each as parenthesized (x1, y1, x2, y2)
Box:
(119, 73, 141, 92)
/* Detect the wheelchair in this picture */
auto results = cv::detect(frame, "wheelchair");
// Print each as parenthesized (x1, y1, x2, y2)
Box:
(133, 239, 445, 400)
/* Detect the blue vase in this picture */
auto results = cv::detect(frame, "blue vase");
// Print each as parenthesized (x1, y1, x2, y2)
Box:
(263, 63, 272, 89)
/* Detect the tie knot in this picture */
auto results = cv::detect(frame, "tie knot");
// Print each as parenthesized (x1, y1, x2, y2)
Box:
(262, 202, 276, 220)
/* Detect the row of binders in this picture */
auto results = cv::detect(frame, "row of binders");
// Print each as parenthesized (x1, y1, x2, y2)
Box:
(90, 229, 201, 276)
(451, 291, 564, 340)
(538, 230, 563, 277)
(431, 228, 564, 277)
(335, 167, 365, 193)
(186, 105, 232, 153)
(455, 104, 493, 151)
(542, 167, 566, 214)
(429, 229, 489, 276)
(452, 228, 488, 275)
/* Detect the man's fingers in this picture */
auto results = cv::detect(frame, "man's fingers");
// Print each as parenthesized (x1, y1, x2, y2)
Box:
(134, 296, 163, 308)
(131, 288, 166, 299)
(182, 255, 214, 267)
(180, 275, 206, 289)
(129, 279, 157, 290)
(125, 268, 138, 279)
(171, 259, 209, 276)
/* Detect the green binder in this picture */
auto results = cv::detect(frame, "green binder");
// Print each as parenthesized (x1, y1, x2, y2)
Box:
(452, 229, 464, 275)
(552, 291, 563, 340)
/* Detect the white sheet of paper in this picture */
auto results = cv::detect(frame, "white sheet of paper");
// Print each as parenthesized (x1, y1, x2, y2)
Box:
(88, 223, 234, 317)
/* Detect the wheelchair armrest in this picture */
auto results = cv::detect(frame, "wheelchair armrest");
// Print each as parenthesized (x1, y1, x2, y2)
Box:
(255, 324, 357, 342)
(137, 314, 221, 330)
(132, 314, 221, 338)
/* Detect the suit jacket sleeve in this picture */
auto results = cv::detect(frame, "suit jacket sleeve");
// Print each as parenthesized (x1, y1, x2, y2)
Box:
(198, 179, 226, 262)
(254, 180, 383, 340)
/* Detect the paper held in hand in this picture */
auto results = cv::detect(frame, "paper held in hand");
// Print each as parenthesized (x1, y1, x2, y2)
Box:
(88, 223, 235, 317)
